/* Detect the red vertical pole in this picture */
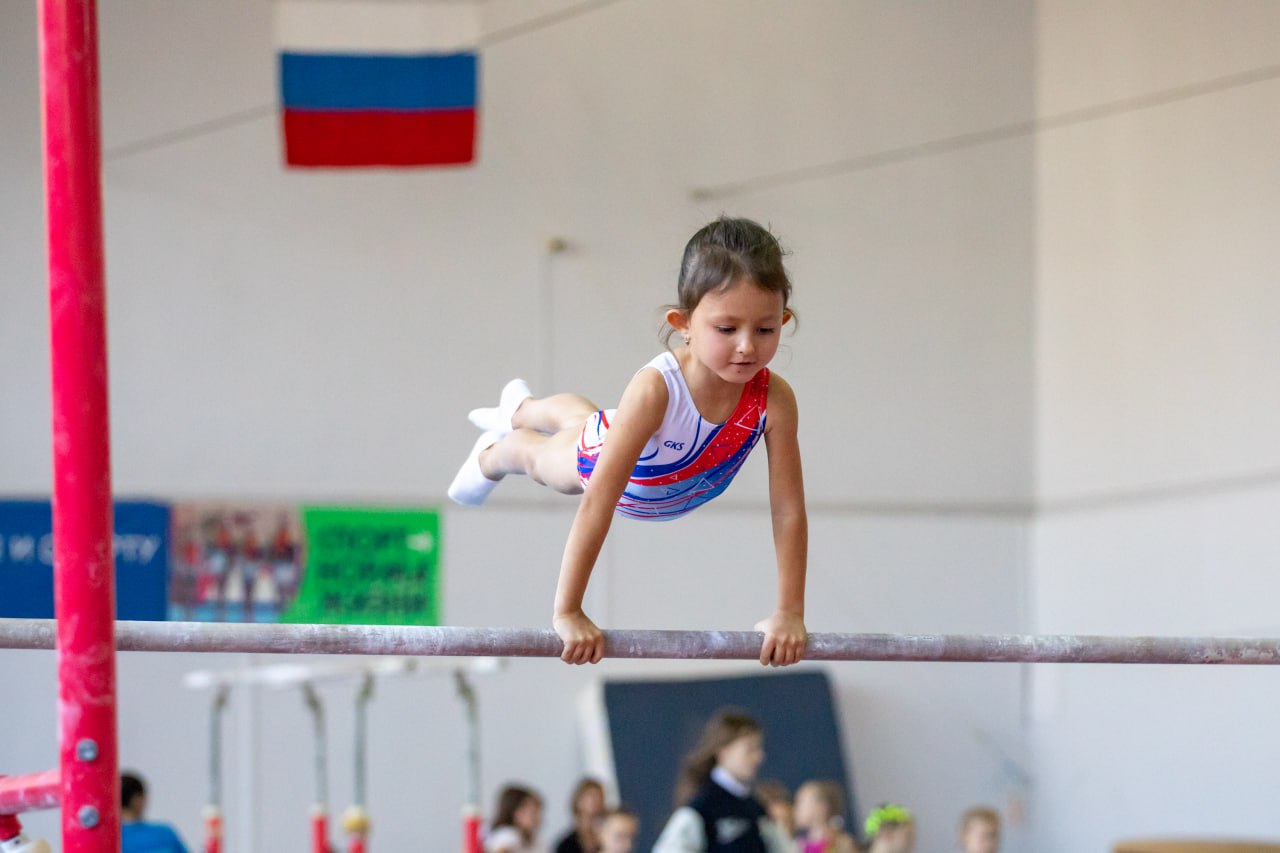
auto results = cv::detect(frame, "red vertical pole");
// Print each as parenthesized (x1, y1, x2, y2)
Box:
(37, 1, 119, 852)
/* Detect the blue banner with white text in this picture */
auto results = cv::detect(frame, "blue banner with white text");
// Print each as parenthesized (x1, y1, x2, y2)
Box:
(0, 500, 170, 620)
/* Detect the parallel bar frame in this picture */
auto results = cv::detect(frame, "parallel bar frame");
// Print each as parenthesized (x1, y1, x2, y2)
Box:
(0, 771, 62, 816)
(3, 619, 1280, 665)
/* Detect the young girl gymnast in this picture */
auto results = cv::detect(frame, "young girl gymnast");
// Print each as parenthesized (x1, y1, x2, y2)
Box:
(448, 217, 808, 667)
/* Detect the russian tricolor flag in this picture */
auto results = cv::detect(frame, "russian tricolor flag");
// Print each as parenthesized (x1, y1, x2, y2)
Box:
(277, 2, 480, 168)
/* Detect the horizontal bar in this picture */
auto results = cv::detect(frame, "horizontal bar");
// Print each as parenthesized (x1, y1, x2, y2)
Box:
(3, 619, 1280, 665)
(0, 770, 61, 815)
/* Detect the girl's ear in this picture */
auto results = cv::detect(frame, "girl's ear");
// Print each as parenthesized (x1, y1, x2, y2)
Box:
(666, 307, 690, 332)
(782, 309, 794, 326)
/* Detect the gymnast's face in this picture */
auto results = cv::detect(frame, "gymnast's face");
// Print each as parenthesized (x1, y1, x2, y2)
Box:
(675, 277, 788, 384)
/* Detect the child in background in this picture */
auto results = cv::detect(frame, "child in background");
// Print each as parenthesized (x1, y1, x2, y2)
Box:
(120, 772, 190, 853)
(863, 803, 914, 853)
(449, 217, 808, 668)
(957, 806, 1000, 853)
(793, 780, 856, 853)
(652, 709, 791, 852)
(486, 785, 548, 853)
(754, 780, 795, 839)
(554, 777, 606, 853)
(597, 808, 639, 853)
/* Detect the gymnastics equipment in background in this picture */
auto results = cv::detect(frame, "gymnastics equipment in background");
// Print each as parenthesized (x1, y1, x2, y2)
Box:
(347, 674, 374, 853)
(182, 655, 502, 853)
(302, 684, 331, 853)
(204, 686, 230, 853)
(453, 668, 485, 853)
(5, 619, 1280, 851)
(8, 625, 1280, 853)
(578, 670, 853, 853)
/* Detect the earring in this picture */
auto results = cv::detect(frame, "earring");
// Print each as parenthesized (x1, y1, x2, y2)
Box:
(682, 335, 691, 345)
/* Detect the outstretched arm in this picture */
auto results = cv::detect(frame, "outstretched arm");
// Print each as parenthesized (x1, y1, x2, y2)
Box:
(553, 369, 667, 664)
(757, 373, 808, 666)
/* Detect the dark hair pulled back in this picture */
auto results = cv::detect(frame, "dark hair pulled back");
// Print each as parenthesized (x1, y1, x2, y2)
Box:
(675, 217, 792, 313)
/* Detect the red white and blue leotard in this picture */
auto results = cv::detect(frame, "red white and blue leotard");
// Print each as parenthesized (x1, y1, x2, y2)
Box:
(576, 352, 769, 521)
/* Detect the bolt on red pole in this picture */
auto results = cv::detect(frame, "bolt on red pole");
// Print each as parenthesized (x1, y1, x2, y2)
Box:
(38, 1, 119, 851)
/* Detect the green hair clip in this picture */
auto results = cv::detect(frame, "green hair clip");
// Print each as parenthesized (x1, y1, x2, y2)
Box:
(864, 803, 913, 837)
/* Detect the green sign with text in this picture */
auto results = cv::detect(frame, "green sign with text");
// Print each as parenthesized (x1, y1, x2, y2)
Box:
(283, 506, 440, 625)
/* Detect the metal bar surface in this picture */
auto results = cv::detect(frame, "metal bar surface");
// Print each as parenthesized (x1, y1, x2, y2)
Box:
(3, 620, 1280, 664)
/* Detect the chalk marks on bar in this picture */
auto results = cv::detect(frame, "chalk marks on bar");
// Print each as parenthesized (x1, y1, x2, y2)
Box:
(2, 619, 1279, 665)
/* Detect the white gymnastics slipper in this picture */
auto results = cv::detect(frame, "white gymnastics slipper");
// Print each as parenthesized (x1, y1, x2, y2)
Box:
(447, 430, 505, 506)
(467, 378, 532, 434)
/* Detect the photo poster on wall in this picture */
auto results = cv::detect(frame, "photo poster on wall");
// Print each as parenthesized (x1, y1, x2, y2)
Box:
(578, 670, 855, 852)
(0, 499, 441, 626)
(172, 503, 442, 625)
(169, 502, 304, 623)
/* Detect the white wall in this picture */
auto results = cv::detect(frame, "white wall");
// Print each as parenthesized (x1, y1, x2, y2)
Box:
(1032, 1, 1280, 849)
(1, 2, 1036, 851)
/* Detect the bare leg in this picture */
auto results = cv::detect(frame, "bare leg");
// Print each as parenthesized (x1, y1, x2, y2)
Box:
(512, 394, 598, 435)
(450, 388, 597, 505)
(480, 426, 585, 494)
